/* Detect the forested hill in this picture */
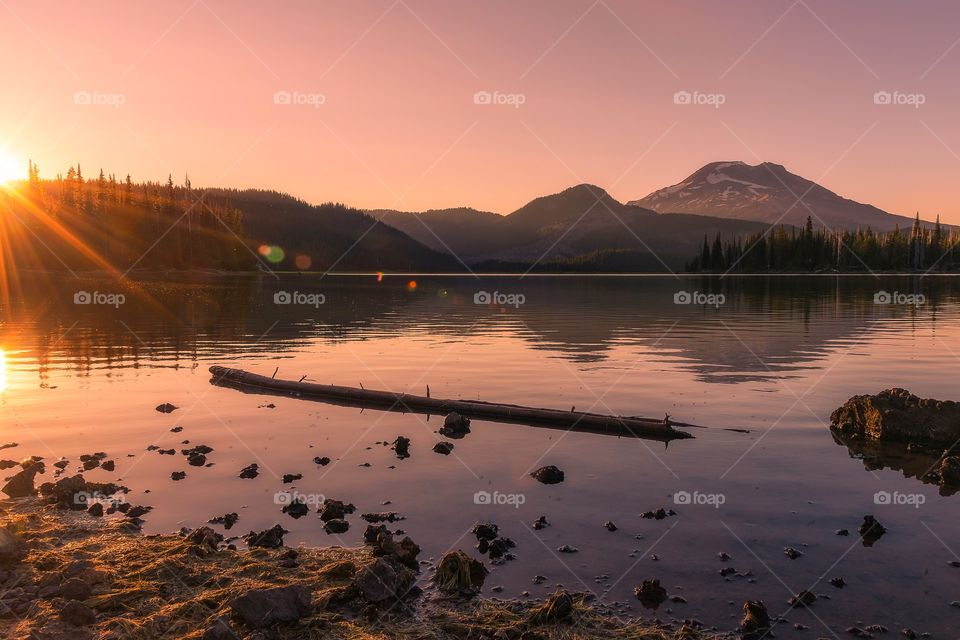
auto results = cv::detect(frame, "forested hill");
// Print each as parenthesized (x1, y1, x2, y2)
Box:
(0, 164, 457, 273)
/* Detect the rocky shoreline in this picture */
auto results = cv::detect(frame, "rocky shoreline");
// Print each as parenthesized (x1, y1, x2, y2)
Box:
(0, 492, 727, 640)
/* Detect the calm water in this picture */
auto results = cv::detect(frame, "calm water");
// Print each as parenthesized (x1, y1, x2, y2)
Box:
(2, 274, 959, 636)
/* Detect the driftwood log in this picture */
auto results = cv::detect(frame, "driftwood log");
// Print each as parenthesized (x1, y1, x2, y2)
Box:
(208, 366, 694, 441)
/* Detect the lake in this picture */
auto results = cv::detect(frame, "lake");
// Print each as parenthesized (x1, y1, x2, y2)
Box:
(2, 273, 958, 636)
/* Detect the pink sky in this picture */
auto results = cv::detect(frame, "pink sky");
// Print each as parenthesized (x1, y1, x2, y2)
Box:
(2, 0, 960, 220)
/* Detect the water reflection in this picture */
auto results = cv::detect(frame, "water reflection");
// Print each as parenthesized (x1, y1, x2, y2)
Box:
(0, 274, 953, 385)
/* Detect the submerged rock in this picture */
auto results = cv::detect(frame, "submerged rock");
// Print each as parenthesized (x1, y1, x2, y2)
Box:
(531, 465, 565, 484)
(432, 441, 454, 455)
(282, 498, 309, 519)
(155, 403, 178, 413)
(323, 518, 349, 534)
(238, 463, 259, 479)
(312, 456, 331, 466)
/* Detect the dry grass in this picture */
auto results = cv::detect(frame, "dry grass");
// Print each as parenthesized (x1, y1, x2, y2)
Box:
(0, 499, 714, 640)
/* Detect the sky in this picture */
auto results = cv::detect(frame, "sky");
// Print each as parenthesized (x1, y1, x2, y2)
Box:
(2, 0, 960, 220)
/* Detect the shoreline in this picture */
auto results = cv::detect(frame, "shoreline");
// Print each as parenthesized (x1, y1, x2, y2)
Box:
(0, 493, 726, 640)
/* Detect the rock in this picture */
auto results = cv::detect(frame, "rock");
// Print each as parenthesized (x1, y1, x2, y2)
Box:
(472, 522, 499, 541)
(60, 577, 93, 601)
(126, 505, 152, 518)
(361, 512, 404, 523)
(243, 525, 288, 548)
(831, 389, 960, 448)
(59, 600, 96, 626)
(788, 590, 817, 608)
(603, 521, 617, 532)
(486, 537, 515, 560)
(859, 515, 887, 546)
(319, 498, 355, 522)
(323, 519, 349, 534)
(837, 528, 850, 536)
(356, 557, 415, 603)
(171, 471, 186, 481)
(938, 456, 960, 488)
(533, 515, 549, 530)
(831, 577, 846, 588)
(312, 456, 330, 466)
(784, 547, 803, 559)
(431, 550, 488, 594)
(369, 531, 420, 569)
(634, 579, 667, 609)
(187, 526, 223, 550)
(0, 528, 27, 564)
(156, 403, 178, 413)
(239, 463, 259, 479)
(529, 589, 574, 624)
(230, 585, 311, 627)
(282, 499, 309, 519)
(363, 524, 390, 545)
(100, 460, 115, 472)
(281, 473, 302, 483)
(38, 475, 120, 510)
(440, 412, 471, 438)
(202, 617, 239, 640)
(640, 507, 675, 520)
(209, 513, 239, 530)
(740, 600, 771, 640)
(2, 466, 38, 498)
(391, 436, 411, 459)
(557, 545, 578, 553)
(531, 465, 565, 484)
(87, 503, 103, 517)
(432, 441, 454, 455)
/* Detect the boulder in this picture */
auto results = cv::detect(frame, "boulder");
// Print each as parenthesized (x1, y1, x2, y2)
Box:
(230, 585, 311, 627)
(831, 389, 960, 448)
(2, 466, 38, 498)
(355, 557, 415, 603)
(740, 600, 770, 640)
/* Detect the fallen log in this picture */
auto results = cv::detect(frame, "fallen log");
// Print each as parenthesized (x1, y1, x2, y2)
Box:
(208, 366, 694, 441)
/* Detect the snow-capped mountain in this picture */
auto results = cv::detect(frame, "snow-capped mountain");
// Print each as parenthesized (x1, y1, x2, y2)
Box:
(630, 161, 923, 230)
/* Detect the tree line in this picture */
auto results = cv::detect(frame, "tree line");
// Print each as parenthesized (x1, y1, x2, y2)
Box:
(686, 216, 960, 273)
(3, 160, 251, 271)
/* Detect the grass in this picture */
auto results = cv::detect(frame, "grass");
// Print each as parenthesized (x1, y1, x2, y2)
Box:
(0, 498, 716, 640)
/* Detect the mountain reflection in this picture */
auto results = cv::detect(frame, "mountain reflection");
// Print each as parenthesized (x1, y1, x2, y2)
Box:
(0, 274, 951, 384)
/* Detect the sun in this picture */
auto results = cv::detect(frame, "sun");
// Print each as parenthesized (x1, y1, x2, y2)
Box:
(0, 151, 24, 184)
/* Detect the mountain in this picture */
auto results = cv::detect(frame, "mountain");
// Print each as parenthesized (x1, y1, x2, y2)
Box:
(631, 161, 924, 231)
(221, 190, 459, 272)
(374, 184, 768, 270)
